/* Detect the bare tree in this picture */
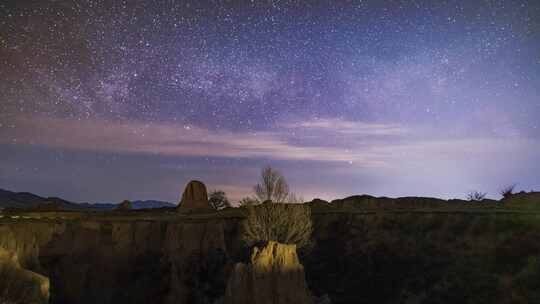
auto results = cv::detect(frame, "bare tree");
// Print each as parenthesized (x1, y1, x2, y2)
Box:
(467, 191, 487, 202)
(286, 192, 304, 204)
(254, 166, 290, 203)
(209, 190, 231, 210)
(500, 184, 517, 199)
(242, 166, 311, 247)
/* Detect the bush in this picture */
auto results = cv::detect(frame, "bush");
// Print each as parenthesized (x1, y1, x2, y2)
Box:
(242, 202, 313, 249)
(208, 190, 231, 210)
(467, 191, 487, 202)
(500, 184, 517, 199)
(116, 200, 132, 210)
(238, 197, 260, 207)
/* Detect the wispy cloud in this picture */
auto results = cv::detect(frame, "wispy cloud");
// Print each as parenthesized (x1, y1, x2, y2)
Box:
(283, 118, 408, 137)
(3, 114, 539, 174)
(3, 115, 385, 165)
(2, 114, 540, 202)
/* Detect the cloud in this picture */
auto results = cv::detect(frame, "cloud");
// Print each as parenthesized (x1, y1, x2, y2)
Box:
(2, 115, 379, 165)
(3, 114, 540, 202)
(3, 114, 539, 175)
(284, 118, 408, 137)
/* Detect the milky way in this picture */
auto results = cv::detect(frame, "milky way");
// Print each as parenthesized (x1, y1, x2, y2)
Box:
(1, 1, 539, 203)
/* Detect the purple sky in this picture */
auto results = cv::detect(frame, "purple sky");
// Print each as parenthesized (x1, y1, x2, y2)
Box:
(1, 1, 539, 204)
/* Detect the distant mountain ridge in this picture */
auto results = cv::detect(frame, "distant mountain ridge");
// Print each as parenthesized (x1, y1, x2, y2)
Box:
(131, 200, 177, 209)
(78, 200, 176, 210)
(0, 188, 175, 210)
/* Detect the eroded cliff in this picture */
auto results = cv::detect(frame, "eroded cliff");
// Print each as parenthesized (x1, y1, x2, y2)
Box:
(225, 241, 312, 304)
(0, 193, 539, 304)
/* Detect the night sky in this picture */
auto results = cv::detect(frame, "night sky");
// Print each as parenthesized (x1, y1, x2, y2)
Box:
(1, 0, 539, 204)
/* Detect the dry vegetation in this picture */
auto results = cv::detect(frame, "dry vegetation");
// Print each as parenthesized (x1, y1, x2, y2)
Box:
(500, 184, 517, 199)
(242, 203, 313, 249)
(242, 166, 312, 248)
(467, 191, 487, 201)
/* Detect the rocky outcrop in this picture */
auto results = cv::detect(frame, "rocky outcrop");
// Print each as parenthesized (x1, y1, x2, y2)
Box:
(0, 222, 65, 304)
(0, 247, 49, 304)
(116, 200, 133, 210)
(177, 181, 213, 212)
(224, 241, 312, 304)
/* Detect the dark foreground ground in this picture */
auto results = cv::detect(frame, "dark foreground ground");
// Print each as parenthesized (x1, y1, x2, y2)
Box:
(1, 192, 540, 304)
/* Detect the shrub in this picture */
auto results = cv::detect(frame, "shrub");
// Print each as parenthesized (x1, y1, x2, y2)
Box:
(208, 190, 231, 210)
(116, 200, 132, 210)
(238, 197, 260, 207)
(500, 184, 517, 199)
(242, 202, 313, 249)
(467, 191, 487, 202)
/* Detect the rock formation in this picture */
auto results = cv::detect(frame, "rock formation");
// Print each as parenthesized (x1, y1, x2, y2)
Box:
(224, 241, 312, 304)
(0, 225, 55, 304)
(116, 200, 133, 210)
(177, 180, 213, 212)
(0, 251, 50, 304)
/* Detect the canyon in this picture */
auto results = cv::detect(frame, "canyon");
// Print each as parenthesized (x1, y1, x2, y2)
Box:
(1, 192, 540, 304)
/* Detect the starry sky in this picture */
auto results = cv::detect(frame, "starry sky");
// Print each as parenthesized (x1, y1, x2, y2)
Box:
(1, 0, 539, 204)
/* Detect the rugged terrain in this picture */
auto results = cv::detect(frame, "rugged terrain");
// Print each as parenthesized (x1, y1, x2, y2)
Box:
(1, 192, 540, 303)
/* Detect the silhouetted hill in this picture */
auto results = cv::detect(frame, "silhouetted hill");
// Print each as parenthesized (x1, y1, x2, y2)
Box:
(131, 200, 176, 209)
(0, 188, 175, 210)
(0, 188, 85, 210)
(78, 200, 176, 210)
